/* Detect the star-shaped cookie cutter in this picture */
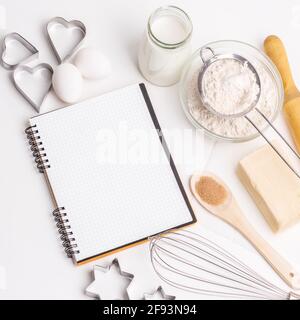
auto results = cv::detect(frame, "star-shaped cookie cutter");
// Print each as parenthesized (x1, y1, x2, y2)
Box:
(86, 258, 134, 300)
(144, 286, 176, 300)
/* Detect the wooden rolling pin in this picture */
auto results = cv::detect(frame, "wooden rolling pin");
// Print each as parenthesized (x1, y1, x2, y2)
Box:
(264, 35, 300, 153)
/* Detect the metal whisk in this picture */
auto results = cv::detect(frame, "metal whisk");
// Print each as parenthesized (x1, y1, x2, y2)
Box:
(150, 229, 300, 300)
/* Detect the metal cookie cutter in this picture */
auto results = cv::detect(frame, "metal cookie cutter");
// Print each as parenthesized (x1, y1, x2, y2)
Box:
(144, 286, 176, 300)
(1, 32, 53, 113)
(13, 63, 53, 113)
(1, 32, 39, 70)
(46, 16, 86, 63)
(86, 258, 134, 300)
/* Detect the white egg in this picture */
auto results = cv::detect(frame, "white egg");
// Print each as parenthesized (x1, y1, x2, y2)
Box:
(52, 63, 83, 103)
(74, 47, 111, 80)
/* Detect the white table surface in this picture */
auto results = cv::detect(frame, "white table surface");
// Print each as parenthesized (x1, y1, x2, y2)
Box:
(1, 0, 300, 300)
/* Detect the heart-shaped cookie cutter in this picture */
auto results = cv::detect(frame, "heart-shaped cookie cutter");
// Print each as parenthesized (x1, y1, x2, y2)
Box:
(1, 16, 87, 112)
(1, 32, 39, 70)
(13, 63, 53, 112)
(1, 32, 52, 112)
(46, 16, 86, 63)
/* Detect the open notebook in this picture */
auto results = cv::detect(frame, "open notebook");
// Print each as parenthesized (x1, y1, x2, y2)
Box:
(25, 83, 196, 265)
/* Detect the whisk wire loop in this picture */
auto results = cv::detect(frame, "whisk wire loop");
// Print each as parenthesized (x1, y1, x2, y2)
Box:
(150, 230, 293, 300)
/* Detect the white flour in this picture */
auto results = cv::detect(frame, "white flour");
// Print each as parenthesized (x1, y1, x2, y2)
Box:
(202, 59, 260, 116)
(188, 62, 277, 138)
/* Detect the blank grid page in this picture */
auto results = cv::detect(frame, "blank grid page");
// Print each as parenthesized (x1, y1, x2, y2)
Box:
(30, 84, 194, 263)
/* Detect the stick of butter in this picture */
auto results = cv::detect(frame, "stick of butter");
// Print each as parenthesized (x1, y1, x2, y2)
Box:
(237, 143, 300, 232)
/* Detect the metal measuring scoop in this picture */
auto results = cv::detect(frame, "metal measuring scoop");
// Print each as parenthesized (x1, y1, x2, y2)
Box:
(197, 46, 300, 179)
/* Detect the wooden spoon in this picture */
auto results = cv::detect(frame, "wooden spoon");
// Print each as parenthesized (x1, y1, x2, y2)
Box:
(190, 172, 300, 290)
(264, 35, 300, 153)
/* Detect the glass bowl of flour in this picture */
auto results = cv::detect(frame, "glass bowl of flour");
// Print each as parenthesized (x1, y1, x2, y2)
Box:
(180, 40, 284, 142)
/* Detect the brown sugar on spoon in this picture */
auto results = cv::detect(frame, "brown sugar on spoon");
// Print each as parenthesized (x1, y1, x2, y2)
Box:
(195, 176, 227, 206)
(190, 173, 300, 289)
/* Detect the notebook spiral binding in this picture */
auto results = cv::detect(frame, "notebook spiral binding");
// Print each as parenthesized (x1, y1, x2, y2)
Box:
(25, 125, 80, 258)
(53, 207, 80, 258)
(25, 125, 50, 173)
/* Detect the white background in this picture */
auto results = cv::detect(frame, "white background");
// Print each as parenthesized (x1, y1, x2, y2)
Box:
(0, 0, 300, 299)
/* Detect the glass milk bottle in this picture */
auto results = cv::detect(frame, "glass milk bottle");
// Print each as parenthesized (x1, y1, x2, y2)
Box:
(138, 6, 193, 86)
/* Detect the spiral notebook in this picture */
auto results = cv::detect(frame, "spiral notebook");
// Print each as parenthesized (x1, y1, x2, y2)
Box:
(25, 83, 196, 265)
